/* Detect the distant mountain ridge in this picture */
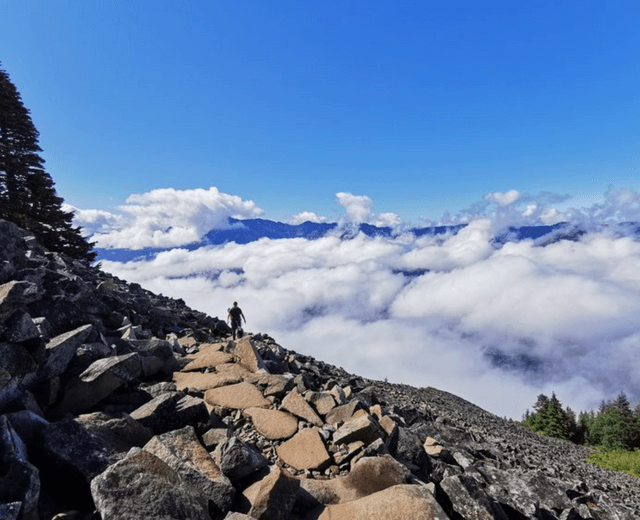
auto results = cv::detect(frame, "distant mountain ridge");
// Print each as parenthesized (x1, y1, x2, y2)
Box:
(94, 217, 640, 263)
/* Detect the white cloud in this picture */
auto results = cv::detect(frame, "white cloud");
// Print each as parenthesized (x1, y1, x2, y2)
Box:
(373, 212, 403, 229)
(74, 187, 263, 249)
(522, 204, 537, 217)
(581, 185, 640, 223)
(63, 205, 125, 237)
(336, 192, 374, 224)
(486, 189, 521, 206)
(336, 192, 403, 230)
(539, 207, 569, 225)
(99, 214, 640, 419)
(288, 211, 329, 224)
(88, 185, 640, 419)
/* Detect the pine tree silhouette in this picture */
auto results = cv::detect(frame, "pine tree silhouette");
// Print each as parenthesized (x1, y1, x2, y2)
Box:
(0, 63, 95, 262)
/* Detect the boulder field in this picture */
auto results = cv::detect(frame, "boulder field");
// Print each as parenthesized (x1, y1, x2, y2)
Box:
(1, 217, 639, 520)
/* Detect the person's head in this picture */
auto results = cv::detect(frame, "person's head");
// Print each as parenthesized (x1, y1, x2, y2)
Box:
(233, 301, 238, 307)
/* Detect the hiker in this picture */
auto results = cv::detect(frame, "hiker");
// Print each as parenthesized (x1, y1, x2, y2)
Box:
(227, 301, 246, 340)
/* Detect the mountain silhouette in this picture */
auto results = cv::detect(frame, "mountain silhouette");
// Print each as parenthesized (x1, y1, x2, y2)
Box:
(94, 217, 640, 263)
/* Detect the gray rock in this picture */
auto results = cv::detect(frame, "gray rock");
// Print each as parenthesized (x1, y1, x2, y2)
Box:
(0, 416, 40, 520)
(53, 352, 141, 415)
(75, 411, 154, 453)
(0, 281, 43, 323)
(0, 369, 21, 412)
(4, 410, 49, 447)
(0, 220, 30, 284)
(3, 310, 40, 343)
(440, 474, 509, 520)
(220, 436, 269, 481)
(90, 447, 212, 520)
(130, 392, 210, 435)
(0, 502, 22, 520)
(143, 426, 235, 517)
(32, 317, 52, 342)
(42, 324, 93, 379)
(0, 343, 36, 378)
(392, 426, 432, 476)
(40, 417, 118, 482)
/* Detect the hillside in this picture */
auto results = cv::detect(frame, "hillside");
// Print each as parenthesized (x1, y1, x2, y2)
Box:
(1, 217, 639, 520)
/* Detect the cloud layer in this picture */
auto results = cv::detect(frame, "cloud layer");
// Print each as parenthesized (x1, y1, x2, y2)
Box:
(68, 187, 263, 249)
(94, 187, 640, 418)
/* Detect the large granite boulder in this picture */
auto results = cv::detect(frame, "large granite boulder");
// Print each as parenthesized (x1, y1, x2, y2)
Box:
(143, 426, 235, 517)
(90, 447, 212, 520)
(53, 352, 142, 416)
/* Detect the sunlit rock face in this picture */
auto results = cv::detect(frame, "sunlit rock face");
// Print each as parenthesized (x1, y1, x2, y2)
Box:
(1, 217, 639, 520)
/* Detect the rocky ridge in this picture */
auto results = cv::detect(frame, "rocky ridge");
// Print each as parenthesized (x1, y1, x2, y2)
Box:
(1, 217, 638, 520)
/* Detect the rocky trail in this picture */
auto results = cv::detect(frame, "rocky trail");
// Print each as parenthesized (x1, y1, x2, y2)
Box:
(1, 217, 639, 520)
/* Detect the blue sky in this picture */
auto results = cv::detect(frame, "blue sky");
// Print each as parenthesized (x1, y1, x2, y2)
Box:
(3, 1, 640, 418)
(1, 0, 639, 224)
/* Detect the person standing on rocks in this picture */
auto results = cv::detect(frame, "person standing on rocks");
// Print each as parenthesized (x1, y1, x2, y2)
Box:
(227, 301, 246, 340)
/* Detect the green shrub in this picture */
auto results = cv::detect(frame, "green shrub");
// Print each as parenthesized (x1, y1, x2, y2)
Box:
(586, 449, 640, 478)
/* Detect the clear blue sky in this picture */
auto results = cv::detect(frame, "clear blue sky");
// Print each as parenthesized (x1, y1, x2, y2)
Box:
(1, 0, 638, 223)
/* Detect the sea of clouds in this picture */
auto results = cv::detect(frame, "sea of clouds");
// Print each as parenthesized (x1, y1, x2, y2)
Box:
(66, 185, 640, 419)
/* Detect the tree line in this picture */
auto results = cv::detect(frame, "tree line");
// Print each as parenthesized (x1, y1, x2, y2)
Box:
(522, 392, 640, 451)
(0, 63, 95, 262)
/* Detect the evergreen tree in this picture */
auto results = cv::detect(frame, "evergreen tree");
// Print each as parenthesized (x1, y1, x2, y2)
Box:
(533, 394, 549, 412)
(0, 64, 95, 262)
(522, 392, 577, 441)
(585, 394, 640, 451)
(612, 393, 632, 414)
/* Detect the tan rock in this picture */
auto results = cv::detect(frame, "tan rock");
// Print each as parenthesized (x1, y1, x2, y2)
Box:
(351, 409, 369, 420)
(204, 382, 270, 410)
(298, 455, 411, 507)
(329, 385, 347, 405)
(333, 413, 383, 446)
(276, 428, 331, 471)
(313, 484, 450, 520)
(216, 362, 253, 379)
(379, 415, 398, 438)
(246, 373, 294, 397)
(201, 427, 231, 450)
(173, 371, 243, 391)
(333, 441, 365, 465)
(305, 391, 336, 417)
(281, 389, 323, 427)
(424, 444, 446, 456)
(244, 407, 298, 440)
(182, 350, 233, 372)
(178, 336, 197, 348)
(325, 400, 365, 428)
(195, 342, 225, 352)
(423, 437, 449, 458)
(233, 336, 267, 373)
(369, 404, 384, 420)
(243, 466, 300, 520)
